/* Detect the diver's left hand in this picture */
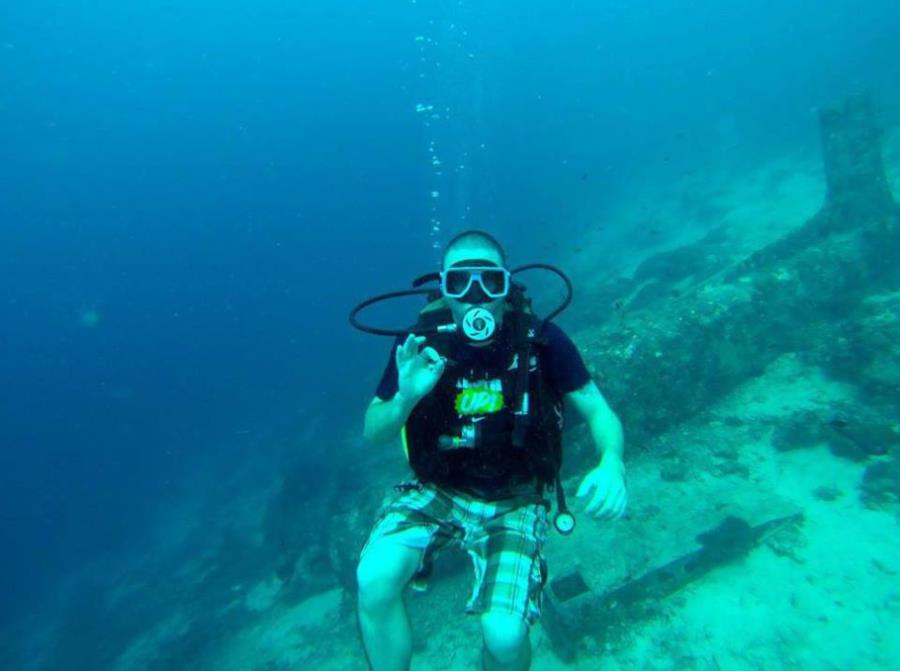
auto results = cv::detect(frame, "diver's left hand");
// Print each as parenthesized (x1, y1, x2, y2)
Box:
(576, 458, 627, 520)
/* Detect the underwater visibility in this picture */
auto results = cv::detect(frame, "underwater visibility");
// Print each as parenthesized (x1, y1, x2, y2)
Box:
(2, 1, 899, 670)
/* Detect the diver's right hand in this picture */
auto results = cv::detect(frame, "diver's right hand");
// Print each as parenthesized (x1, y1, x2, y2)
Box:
(395, 334, 445, 403)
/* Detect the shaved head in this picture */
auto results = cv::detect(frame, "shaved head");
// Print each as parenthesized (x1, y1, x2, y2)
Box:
(441, 230, 507, 269)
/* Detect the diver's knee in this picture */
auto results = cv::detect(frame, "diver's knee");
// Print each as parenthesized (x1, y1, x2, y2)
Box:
(356, 544, 416, 611)
(481, 612, 528, 664)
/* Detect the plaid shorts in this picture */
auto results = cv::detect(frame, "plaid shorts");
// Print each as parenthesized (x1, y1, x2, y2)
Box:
(360, 481, 549, 625)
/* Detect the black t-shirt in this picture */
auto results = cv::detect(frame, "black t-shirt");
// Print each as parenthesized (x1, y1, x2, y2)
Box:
(374, 321, 591, 401)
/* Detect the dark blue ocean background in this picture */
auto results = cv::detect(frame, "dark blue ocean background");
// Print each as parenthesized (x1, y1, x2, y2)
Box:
(1, 0, 898, 666)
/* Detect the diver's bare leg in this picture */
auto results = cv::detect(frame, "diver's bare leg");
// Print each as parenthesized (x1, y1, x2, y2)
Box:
(481, 612, 531, 671)
(357, 543, 423, 671)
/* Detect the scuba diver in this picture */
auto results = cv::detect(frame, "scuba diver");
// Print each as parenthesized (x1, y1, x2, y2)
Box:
(350, 230, 626, 671)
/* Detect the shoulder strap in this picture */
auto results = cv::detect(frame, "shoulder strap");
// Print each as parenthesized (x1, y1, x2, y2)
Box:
(510, 311, 546, 447)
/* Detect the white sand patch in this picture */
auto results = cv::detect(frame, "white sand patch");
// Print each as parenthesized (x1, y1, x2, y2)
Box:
(713, 152, 825, 253)
(613, 460, 898, 669)
(568, 149, 827, 286)
(215, 587, 349, 671)
(284, 587, 344, 630)
(112, 610, 191, 671)
(715, 353, 859, 420)
(594, 361, 895, 669)
(245, 576, 284, 612)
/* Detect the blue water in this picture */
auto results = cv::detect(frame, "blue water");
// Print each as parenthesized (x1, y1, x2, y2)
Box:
(1, 0, 898, 667)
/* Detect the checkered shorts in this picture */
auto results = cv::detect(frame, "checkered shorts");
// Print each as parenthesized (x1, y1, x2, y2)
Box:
(360, 482, 549, 625)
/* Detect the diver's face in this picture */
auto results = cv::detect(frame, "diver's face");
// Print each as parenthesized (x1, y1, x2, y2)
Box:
(442, 245, 507, 336)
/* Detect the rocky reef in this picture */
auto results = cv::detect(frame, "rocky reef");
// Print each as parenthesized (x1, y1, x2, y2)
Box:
(572, 95, 899, 455)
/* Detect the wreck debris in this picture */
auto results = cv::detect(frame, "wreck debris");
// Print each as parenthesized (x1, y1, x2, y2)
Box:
(541, 513, 804, 661)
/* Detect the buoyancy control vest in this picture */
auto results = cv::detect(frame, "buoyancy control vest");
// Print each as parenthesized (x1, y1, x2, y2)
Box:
(400, 296, 565, 499)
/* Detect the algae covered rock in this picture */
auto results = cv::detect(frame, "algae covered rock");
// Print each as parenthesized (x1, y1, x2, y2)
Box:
(828, 418, 899, 459)
(860, 456, 900, 509)
(813, 485, 842, 501)
(771, 412, 827, 451)
(769, 409, 899, 462)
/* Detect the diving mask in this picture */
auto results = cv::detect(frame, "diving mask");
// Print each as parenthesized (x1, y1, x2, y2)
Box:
(440, 266, 510, 300)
